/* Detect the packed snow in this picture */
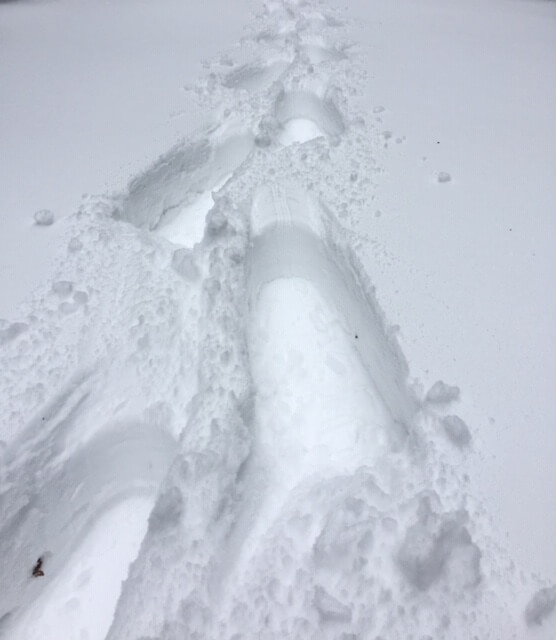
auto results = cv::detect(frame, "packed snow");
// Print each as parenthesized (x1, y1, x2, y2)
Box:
(0, 0, 554, 639)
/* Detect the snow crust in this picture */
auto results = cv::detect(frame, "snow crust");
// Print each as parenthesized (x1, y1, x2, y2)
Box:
(1, 0, 554, 638)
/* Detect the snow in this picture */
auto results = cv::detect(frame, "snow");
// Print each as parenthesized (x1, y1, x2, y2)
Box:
(441, 415, 472, 448)
(425, 380, 461, 405)
(525, 586, 556, 628)
(1, 0, 555, 638)
(335, 0, 556, 587)
(33, 210, 55, 227)
(0, 0, 256, 315)
(8, 498, 153, 640)
(396, 498, 482, 592)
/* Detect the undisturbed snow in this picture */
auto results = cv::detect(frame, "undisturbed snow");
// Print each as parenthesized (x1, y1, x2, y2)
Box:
(0, 0, 555, 639)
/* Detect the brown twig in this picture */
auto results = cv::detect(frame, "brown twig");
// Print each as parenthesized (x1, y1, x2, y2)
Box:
(32, 557, 44, 578)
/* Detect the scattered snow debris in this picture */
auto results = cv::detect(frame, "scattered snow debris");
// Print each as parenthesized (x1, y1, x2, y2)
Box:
(524, 586, 556, 626)
(437, 171, 452, 183)
(31, 558, 44, 578)
(0, 320, 27, 346)
(441, 415, 471, 447)
(68, 237, 83, 252)
(33, 209, 54, 226)
(313, 586, 353, 623)
(171, 248, 200, 281)
(51, 281, 73, 297)
(426, 380, 460, 404)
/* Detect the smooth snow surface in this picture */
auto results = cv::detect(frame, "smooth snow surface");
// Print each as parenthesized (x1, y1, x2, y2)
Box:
(9, 498, 153, 640)
(1, 0, 554, 639)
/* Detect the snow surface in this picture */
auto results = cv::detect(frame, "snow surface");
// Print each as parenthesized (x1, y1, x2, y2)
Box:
(0, 0, 256, 315)
(1, 0, 555, 638)
(334, 0, 556, 586)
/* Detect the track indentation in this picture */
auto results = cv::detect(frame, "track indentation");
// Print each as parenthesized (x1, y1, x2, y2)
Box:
(274, 90, 345, 145)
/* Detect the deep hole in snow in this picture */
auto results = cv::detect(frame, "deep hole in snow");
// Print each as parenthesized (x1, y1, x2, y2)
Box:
(274, 90, 344, 146)
(278, 118, 326, 145)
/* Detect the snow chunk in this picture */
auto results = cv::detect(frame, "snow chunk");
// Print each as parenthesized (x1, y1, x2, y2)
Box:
(52, 281, 73, 297)
(437, 171, 452, 184)
(204, 207, 231, 240)
(313, 586, 352, 623)
(441, 415, 471, 447)
(524, 586, 556, 626)
(33, 209, 54, 226)
(0, 320, 28, 346)
(426, 380, 460, 404)
(172, 248, 200, 281)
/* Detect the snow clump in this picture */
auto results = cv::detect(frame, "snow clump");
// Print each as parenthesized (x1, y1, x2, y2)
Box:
(437, 171, 451, 184)
(171, 248, 200, 281)
(441, 415, 471, 447)
(426, 380, 460, 404)
(524, 586, 556, 626)
(52, 281, 73, 297)
(0, 320, 27, 346)
(33, 209, 54, 226)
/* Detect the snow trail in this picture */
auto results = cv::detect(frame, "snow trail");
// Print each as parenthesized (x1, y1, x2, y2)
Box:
(0, 0, 549, 638)
(213, 183, 395, 602)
